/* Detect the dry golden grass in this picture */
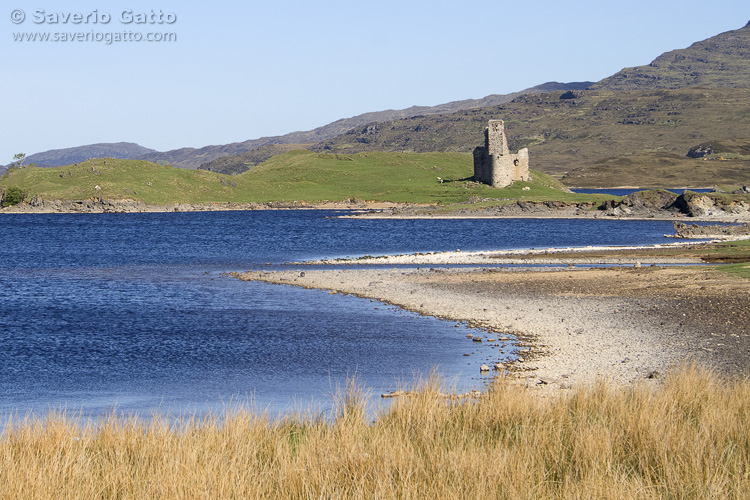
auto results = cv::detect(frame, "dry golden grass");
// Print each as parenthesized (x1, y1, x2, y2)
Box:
(1, 365, 749, 499)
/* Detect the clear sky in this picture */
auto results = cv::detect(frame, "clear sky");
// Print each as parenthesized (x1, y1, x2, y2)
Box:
(2, 0, 749, 164)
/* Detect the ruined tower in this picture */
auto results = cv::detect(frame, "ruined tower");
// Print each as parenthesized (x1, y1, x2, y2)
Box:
(473, 119, 529, 188)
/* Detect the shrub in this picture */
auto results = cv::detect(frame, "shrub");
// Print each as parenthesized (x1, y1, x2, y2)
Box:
(1, 186, 26, 207)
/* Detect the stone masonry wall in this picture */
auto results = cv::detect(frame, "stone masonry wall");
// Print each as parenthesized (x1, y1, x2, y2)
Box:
(473, 119, 529, 188)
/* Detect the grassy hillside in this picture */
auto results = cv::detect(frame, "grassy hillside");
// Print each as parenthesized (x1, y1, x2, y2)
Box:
(311, 87, 750, 184)
(235, 150, 603, 204)
(0, 159, 249, 205)
(563, 152, 750, 188)
(0, 152, 612, 207)
(199, 143, 314, 175)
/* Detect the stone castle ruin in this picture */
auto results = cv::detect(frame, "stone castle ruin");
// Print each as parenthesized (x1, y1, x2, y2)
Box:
(473, 120, 529, 188)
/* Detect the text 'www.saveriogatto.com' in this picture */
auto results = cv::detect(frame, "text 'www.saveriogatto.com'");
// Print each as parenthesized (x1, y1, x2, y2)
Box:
(10, 9, 178, 45)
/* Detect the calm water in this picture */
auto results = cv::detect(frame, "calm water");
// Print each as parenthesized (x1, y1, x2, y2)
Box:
(572, 188, 714, 196)
(0, 211, 685, 419)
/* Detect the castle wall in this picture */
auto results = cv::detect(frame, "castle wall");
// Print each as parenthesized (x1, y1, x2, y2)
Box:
(490, 149, 529, 188)
(472, 146, 492, 185)
(473, 119, 530, 188)
(486, 120, 510, 156)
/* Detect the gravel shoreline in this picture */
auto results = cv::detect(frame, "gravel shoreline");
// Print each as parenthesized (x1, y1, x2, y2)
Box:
(235, 256, 750, 391)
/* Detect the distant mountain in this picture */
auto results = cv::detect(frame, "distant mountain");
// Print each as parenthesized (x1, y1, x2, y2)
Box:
(591, 21, 750, 91)
(138, 81, 593, 169)
(12, 142, 156, 169)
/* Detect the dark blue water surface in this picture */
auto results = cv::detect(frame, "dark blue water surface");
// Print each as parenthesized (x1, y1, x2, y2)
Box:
(572, 188, 714, 196)
(0, 211, 685, 419)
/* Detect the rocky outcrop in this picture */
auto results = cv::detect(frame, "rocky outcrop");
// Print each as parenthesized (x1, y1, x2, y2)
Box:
(0, 195, 240, 213)
(12, 195, 157, 213)
(687, 145, 714, 158)
(670, 191, 750, 217)
(600, 189, 679, 217)
(602, 190, 750, 219)
(673, 221, 750, 239)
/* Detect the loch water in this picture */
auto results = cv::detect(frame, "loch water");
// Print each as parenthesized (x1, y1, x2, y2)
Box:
(0, 211, 685, 419)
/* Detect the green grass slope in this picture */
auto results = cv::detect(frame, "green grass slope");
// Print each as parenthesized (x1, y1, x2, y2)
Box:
(0, 159, 250, 205)
(236, 150, 602, 204)
(0, 152, 611, 207)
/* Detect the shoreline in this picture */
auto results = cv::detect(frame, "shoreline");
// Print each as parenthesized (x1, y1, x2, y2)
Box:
(2, 194, 749, 222)
(235, 248, 750, 391)
(0, 199, 407, 214)
(298, 241, 717, 266)
(3, 203, 747, 223)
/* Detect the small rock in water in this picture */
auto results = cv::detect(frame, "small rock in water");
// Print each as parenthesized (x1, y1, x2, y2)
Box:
(480, 365, 490, 372)
(381, 390, 407, 398)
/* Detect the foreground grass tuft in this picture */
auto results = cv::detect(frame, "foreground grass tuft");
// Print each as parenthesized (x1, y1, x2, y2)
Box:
(1, 365, 748, 499)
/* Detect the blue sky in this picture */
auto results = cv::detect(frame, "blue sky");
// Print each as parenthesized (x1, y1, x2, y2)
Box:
(2, 0, 749, 164)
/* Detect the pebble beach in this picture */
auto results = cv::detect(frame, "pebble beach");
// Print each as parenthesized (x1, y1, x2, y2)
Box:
(237, 249, 750, 391)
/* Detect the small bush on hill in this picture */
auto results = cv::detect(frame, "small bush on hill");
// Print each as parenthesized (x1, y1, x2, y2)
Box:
(1, 186, 26, 207)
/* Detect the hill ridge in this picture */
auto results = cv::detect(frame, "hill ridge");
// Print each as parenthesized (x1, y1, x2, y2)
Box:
(136, 81, 593, 169)
(591, 21, 750, 91)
